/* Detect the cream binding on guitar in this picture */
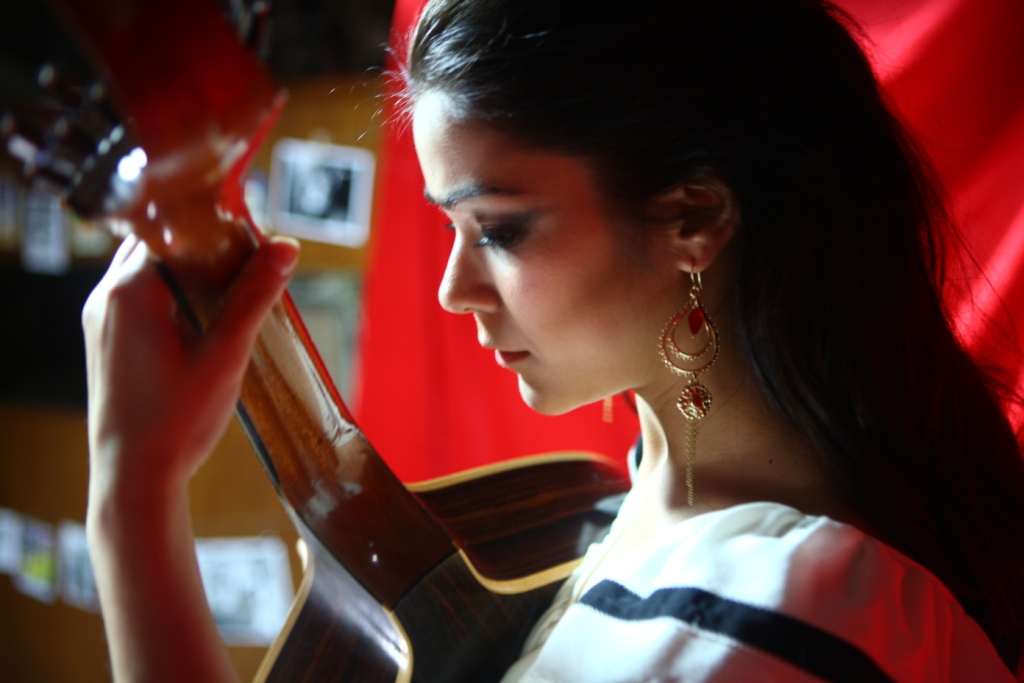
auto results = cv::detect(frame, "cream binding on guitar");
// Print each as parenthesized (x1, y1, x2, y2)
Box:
(18, 1, 629, 679)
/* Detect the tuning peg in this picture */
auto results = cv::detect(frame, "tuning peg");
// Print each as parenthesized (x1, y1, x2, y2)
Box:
(228, 0, 274, 59)
(22, 157, 73, 195)
(1, 112, 44, 167)
(2, 58, 139, 219)
(37, 63, 84, 108)
(1, 111, 44, 147)
(2, 110, 79, 183)
(52, 115, 94, 158)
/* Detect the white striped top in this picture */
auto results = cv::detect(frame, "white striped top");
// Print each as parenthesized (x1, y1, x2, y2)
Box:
(500, 496, 1013, 682)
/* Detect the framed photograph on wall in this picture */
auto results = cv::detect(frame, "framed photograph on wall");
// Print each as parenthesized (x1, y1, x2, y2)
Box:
(267, 138, 375, 248)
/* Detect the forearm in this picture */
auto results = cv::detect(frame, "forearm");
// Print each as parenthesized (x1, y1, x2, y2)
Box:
(87, 475, 239, 683)
(81, 235, 297, 682)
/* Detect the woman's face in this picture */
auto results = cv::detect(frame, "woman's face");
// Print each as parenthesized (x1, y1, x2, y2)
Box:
(412, 92, 687, 415)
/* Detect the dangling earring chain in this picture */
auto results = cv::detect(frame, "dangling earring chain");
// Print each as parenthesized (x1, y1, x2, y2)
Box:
(659, 271, 720, 505)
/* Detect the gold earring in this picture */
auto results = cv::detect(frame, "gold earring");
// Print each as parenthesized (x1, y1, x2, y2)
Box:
(659, 271, 720, 505)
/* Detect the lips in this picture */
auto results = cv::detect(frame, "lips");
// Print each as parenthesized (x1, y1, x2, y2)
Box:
(495, 350, 530, 367)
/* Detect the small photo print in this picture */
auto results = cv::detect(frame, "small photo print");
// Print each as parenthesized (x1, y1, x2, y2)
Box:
(14, 516, 57, 603)
(0, 508, 23, 574)
(268, 138, 375, 248)
(195, 536, 295, 646)
(57, 521, 100, 612)
(21, 190, 70, 275)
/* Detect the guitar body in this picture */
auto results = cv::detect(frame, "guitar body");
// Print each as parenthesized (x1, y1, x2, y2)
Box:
(259, 454, 627, 683)
(260, 530, 410, 683)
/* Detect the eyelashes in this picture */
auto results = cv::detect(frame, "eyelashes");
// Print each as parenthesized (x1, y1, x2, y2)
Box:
(443, 220, 530, 251)
(475, 223, 528, 250)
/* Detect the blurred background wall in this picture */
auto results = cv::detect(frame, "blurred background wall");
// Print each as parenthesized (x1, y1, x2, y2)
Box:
(0, 0, 394, 679)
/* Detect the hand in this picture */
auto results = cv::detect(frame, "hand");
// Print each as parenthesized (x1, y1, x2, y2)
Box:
(83, 233, 300, 504)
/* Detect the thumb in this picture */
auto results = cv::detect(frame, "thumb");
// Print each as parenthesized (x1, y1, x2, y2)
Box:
(202, 235, 300, 363)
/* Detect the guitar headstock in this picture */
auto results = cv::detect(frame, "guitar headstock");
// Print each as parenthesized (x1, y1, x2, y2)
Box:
(0, 1, 140, 220)
(1, 0, 278, 224)
(2, 70, 140, 221)
(2, 0, 285, 301)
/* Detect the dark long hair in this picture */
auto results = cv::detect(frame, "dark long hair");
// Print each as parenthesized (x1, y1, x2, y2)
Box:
(404, 0, 1024, 668)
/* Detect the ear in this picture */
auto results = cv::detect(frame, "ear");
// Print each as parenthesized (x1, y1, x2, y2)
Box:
(644, 178, 739, 273)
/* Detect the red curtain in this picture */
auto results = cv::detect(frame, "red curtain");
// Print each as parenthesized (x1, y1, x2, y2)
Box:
(841, 0, 1024, 424)
(354, 0, 1024, 482)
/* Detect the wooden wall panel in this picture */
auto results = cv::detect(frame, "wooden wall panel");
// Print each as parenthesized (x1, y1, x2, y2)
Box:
(0, 406, 110, 682)
(0, 404, 302, 682)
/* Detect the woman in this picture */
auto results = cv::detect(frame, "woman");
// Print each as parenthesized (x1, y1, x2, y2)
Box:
(84, 0, 1024, 680)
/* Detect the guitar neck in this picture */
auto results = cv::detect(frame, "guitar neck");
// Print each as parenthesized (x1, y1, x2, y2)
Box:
(51, 0, 457, 608)
(239, 289, 455, 607)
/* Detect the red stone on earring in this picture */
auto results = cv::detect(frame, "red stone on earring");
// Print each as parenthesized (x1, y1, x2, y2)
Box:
(688, 306, 706, 335)
(677, 383, 712, 420)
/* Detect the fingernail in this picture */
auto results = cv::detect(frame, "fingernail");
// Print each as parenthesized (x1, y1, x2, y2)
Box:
(268, 236, 300, 276)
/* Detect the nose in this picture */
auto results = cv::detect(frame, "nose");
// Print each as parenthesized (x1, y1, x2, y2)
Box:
(438, 234, 499, 314)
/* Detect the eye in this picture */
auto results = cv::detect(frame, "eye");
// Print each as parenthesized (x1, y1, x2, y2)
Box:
(474, 223, 528, 251)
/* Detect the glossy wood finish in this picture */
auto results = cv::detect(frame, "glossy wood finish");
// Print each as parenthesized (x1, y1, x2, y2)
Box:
(262, 454, 628, 683)
(411, 454, 627, 581)
(238, 294, 455, 605)
(392, 554, 560, 683)
(256, 519, 409, 683)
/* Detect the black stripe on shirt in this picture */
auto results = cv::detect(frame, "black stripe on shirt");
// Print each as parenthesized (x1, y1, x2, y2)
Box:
(579, 580, 895, 683)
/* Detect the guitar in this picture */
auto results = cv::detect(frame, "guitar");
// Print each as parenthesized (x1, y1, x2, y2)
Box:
(18, 1, 630, 680)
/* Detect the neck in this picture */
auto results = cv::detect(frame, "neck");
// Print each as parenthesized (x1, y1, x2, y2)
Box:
(631, 342, 857, 531)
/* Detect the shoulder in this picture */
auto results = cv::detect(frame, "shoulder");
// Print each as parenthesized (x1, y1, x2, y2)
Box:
(519, 503, 1013, 683)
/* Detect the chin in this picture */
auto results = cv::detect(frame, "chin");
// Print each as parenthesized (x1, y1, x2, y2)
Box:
(517, 378, 584, 417)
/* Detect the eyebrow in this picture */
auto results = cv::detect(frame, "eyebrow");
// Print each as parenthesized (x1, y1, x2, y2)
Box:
(423, 184, 516, 210)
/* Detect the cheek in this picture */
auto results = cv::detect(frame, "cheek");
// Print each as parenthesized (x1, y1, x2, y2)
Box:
(520, 260, 638, 347)
(498, 272, 558, 330)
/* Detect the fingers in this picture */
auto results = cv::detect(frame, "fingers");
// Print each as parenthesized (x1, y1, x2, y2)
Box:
(84, 236, 176, 341)
(84, 235, 141, 329)
(201, 235, 300, 365)
(86, 233, 299, 366)
(109, 234, 140, 270)
(81, 233, 301, 498)
(83, 231, 299, 401)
